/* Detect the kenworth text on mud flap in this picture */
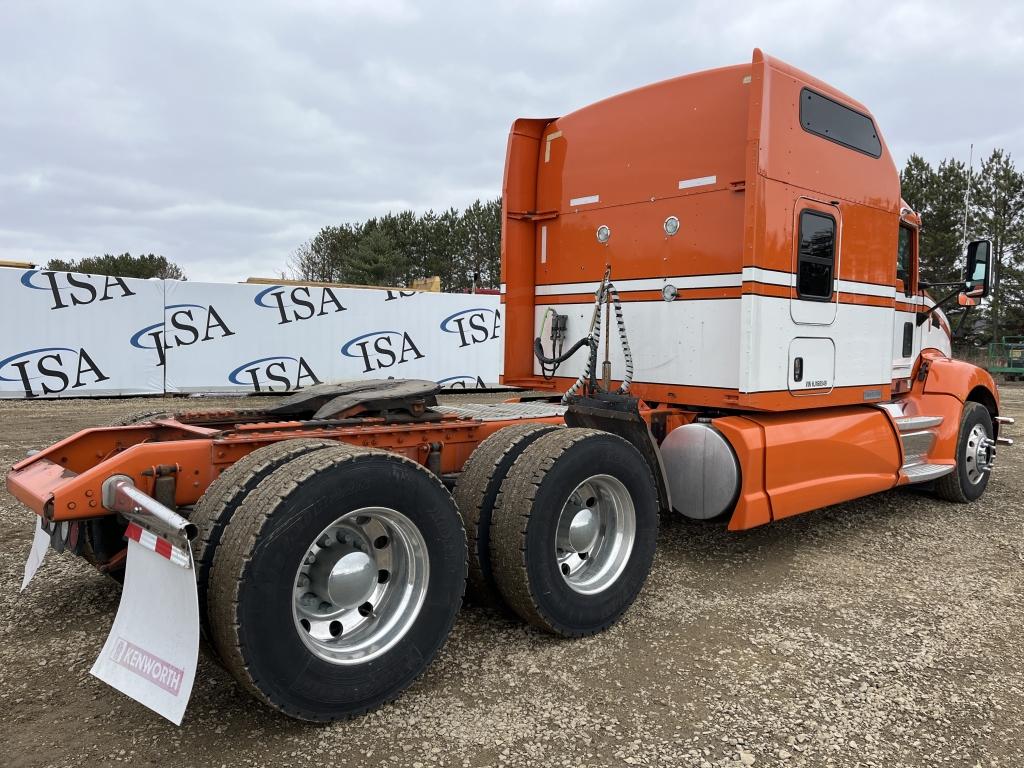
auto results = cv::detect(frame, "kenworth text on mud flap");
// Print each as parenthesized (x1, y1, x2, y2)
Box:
(10, 49, 1014, 724)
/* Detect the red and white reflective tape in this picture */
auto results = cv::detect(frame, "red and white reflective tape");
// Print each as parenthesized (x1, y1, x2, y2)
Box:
(125, 523, 191, 569)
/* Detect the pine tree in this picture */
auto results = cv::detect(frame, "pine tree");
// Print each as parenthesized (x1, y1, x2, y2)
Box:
(899, 154, 969, 285)
(971, 150, 1024, 343)
(461, 199, 502, 290)
(925, 159, 969, 284)
(900, 154, 933, 214)
(350, 226, 406, 286)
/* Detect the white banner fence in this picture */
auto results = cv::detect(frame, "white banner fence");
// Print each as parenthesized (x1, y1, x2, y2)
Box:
(0, 267, 502, 399)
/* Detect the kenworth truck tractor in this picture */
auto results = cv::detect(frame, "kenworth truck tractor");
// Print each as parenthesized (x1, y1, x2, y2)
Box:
(11, 49, 1013, 724)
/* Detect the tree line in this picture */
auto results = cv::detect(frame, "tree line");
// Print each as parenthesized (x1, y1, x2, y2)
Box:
(46, 253, 185, 280)
(287, 198, 501, 293)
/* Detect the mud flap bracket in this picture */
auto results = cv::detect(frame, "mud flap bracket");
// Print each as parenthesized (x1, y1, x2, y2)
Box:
(564, 394, 672, 513)
(101, 475, 197, 556)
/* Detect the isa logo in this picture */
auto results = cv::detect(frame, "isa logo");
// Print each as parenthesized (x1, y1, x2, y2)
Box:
(21, 270, 136, 310)
(228, 355, 321, 392)
(439, 308, 500, 348)
(0, 346, 110, 398)
(254, 285, 347, 325)
(341, 330, 424, 373)
(130, 304, 235, 366)
(437, 375, 487, 390)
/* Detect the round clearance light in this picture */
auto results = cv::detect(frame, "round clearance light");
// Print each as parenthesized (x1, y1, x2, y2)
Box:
(596, 225, 611, 243)
(664, 216, 680, 236)
(662, 284, 678, 302)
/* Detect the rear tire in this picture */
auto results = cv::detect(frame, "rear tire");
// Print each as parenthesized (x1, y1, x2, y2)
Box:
(934, 401, 993, 503)
(452, 423, 559, 606)
(489, 428, 658, 637)
(191, 438, 340, 647)
(208, 446, 466, 721)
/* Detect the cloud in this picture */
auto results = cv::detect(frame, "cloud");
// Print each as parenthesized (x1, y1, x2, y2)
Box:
(0, 0, 1021, 281)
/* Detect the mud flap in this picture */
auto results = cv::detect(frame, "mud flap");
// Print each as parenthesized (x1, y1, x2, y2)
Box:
(21, 516, 51, 592)
(90, 523, 199, 725)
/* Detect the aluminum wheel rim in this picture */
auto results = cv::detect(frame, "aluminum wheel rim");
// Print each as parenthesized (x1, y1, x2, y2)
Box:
(965, 423, 993, 485)
(292, 506, 429, 665)
(554, 474, 636, 595)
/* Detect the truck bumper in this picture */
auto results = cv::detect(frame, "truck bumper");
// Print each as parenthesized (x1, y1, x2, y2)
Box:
(6, 457, 72, 518)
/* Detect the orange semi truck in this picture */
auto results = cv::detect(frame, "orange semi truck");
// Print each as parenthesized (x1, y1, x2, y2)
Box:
(9, 49, 1013, 723)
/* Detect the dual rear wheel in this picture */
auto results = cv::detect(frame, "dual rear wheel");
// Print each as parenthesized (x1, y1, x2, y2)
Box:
(201, 444, 465, 721)
(456, 427, 660, 636)
(192, 425, 658, 721)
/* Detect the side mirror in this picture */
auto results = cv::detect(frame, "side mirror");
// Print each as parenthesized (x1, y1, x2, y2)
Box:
(963, 239, 992, 299)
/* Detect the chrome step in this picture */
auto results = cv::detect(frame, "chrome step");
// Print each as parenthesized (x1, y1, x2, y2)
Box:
(900, 430, 937, 466)
(902, 463, 955, 483)
(890, 413, 944, 471)
(894, 415, 943, 432)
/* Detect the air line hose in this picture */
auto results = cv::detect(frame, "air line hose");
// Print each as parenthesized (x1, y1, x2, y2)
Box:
(530, 268, 634, 404)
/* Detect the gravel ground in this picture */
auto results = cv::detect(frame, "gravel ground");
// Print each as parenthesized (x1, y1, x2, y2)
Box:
(1, 387, 1022, 768)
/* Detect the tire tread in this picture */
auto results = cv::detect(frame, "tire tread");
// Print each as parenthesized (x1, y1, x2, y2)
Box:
(453, 423, 558, 605)
(208, 445, 465, 720)
(934, 401, 991, 503)
(489, 428, 653, 636)
(191, 438, 339, 643)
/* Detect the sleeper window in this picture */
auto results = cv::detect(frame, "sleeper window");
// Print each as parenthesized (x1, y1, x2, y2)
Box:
(797, 210, 836, 300)
(800, 88, 882, 158)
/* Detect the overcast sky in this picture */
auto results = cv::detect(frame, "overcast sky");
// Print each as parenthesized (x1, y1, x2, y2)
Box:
(2, 0, 1022, 283)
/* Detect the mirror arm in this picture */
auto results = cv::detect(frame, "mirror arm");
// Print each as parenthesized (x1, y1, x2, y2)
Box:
(952, 304, 973, 340)
(916, 288, 962, 326)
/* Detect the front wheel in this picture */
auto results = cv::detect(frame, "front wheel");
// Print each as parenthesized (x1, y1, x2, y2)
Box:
(934, 401, 994, 503)
(208, 445, 466, 721)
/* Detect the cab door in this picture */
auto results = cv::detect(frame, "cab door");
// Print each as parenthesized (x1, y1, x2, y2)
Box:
(787, 200, 840, 394)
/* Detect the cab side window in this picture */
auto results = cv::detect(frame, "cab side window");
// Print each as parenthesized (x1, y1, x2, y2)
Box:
(897, 224, 913, 294)
(797, 210, 836, 300)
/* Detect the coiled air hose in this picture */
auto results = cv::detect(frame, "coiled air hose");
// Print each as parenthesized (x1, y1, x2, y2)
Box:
(532, 269, 634, 404)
